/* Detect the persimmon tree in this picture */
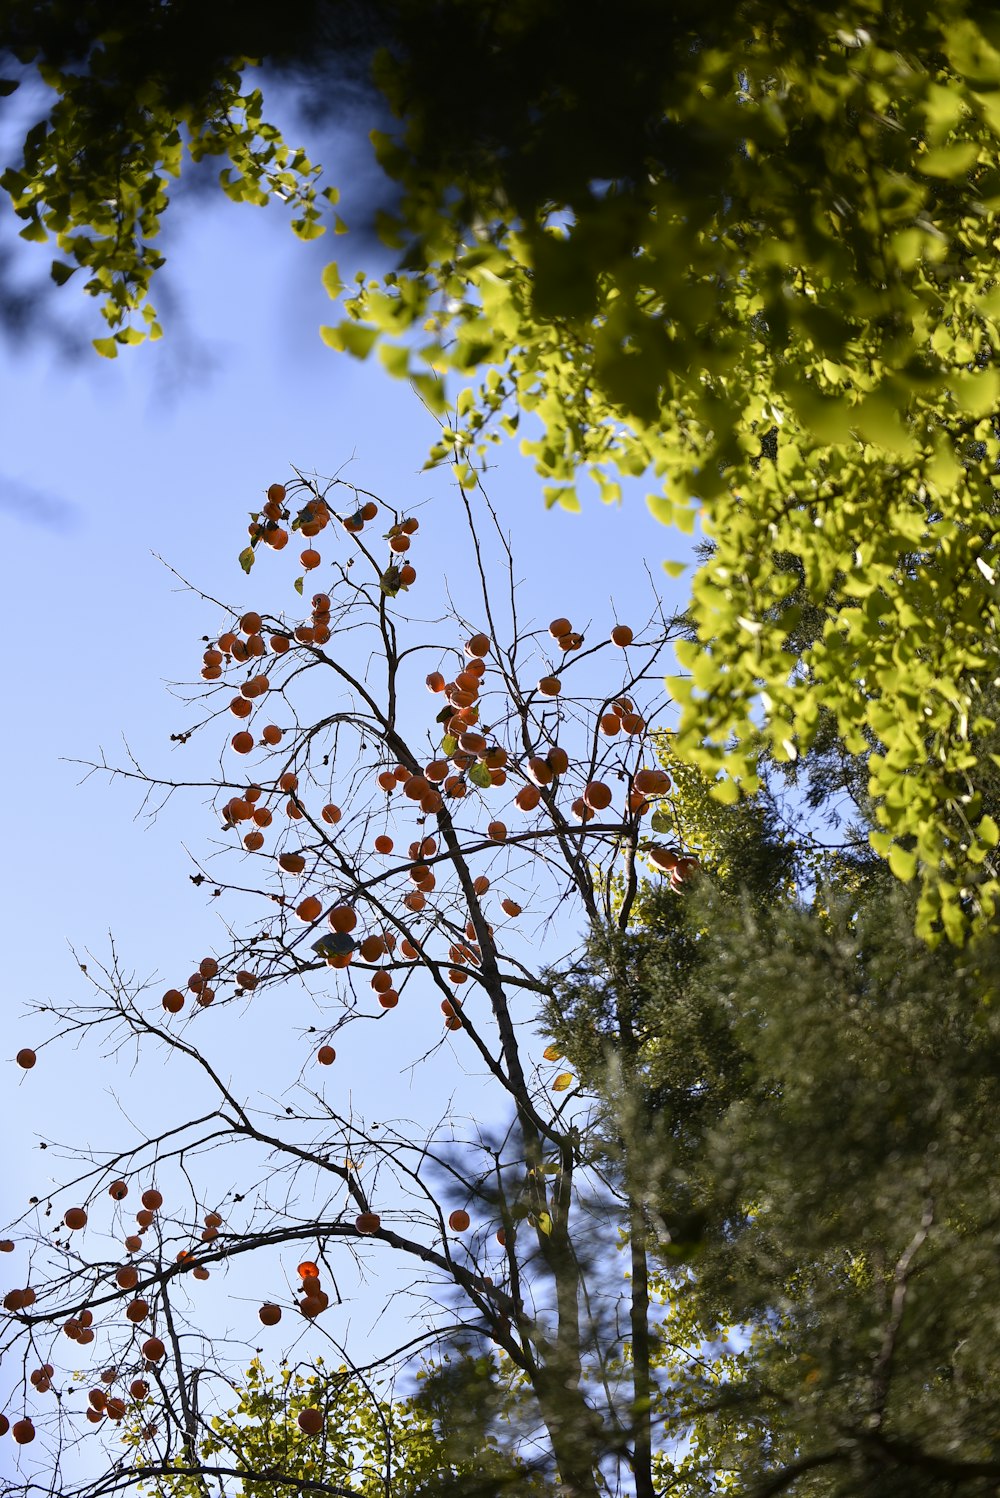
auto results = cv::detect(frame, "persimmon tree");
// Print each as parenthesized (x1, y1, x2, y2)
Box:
(2, 473, 705, 1498)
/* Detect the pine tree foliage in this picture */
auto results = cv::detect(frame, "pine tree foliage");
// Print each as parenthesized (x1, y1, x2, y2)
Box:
(547, 839, 1000, 1494)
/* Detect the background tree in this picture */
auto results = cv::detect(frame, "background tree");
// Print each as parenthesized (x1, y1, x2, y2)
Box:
(116, 1352, 551, 1497)
(546, 774, 1000, 1495)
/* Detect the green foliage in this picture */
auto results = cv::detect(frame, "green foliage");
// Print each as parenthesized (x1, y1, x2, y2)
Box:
(2, 24, 330, 350)
(544, 790, 795, 1267)
(685, 882, 1000, 1493)
(125, 1355, 546, 1498)
(549, 842, 1000, 1493)
(11, 2, 1000, 936)
(407, 1351, 553, 1497)
(648, 733, 798, 900)
(326, 3, 1000, 943)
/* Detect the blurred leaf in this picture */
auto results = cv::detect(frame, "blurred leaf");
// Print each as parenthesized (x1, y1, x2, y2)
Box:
(888, 844, 918, 882)
(321, 261, 343, 299)
(320, 321, 378, 357)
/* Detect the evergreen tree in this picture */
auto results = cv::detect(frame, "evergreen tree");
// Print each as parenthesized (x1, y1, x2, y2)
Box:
(547, 772, 1000, 1494)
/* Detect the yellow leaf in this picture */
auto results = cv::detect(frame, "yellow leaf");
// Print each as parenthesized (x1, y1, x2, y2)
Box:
(542, 1044, 563, 1061)
(551, 1072, 574, 1092)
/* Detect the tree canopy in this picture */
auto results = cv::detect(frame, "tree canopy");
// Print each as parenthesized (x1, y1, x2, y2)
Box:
(549, 866, 1000, 1495)
(336, 0, 1000, 946)
(7, 5, 1000, 931)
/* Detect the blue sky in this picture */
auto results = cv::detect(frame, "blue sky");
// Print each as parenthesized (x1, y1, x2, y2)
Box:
(0, 89, 692, 1480)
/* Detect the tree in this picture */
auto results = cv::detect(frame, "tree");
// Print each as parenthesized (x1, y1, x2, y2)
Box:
(8, 461, 1000, 1497)
(0, 0, 334, 354)
(335, 1, 1000, 945)
(8, 4, 1000, 938)
(117, 1353, 551, 1497)
(2, 471, 702, 1498)
(546, 801, 1000, 1495)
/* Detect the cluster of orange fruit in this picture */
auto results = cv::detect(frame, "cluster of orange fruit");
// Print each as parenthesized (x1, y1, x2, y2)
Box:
(258, 1259, 331, 1330)
(161, 957, 258, 1015)
(379, 516, 419, 592)
(242, 480, 419, 591)
(187, 498, 687, 1034)
(296, 907, 457, 1033)
(418, 625, 665, 828)
(535, 614, 633, 697)
(245, 480, 350, 561)
(33, 1185, 219, 1397)
(207, 589, 335, 753)
(218, 609, 285, 754)
(654, 852, 701, 885)
(79, 1370, 151, 1428)
(296, 869, 527, 1031)
(28, 1363, 54, 1395)
(220, 771, 340, 858)
(2, 1361, 159, 1445)
(258, 1209, 471, 1338)
(203, 499, 670, 877)
(82, 1392, 126, 1428)
(196, 581, 679, 1027)
(173, 1207, 223, 1283)
(2, 1284, 37, 1313)
(214, 496, 412, 754)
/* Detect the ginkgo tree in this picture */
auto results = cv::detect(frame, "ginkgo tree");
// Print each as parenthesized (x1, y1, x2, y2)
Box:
(331, 4, 1000, 948)
(2, 471, 710, 1498)
(8, 3, 1000, 943)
